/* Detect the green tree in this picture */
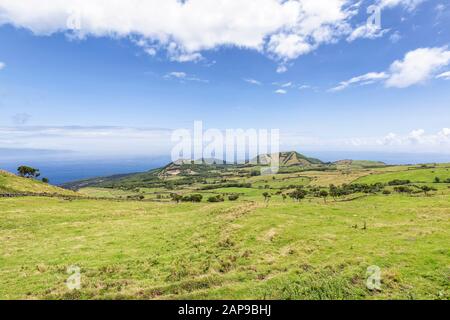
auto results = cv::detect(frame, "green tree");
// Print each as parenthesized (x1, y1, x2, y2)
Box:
(41, 177, 49, 184)
(289, 189, 307, 202)
(319, 190, 329, 203)
(419, 185, 436, 196)
(17, 166, 40, 179)
(170, 193, 183, 203)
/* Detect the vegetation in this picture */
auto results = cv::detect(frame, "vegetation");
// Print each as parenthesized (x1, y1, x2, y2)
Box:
(17, 166, 40, 179)
(1, 154, 450, 300)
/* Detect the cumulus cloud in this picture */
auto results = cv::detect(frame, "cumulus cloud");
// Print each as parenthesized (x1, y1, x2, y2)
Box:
(0, 0, 424, 69)
(378, 128, 450, 148)
(386, 47, 450, 88)
(275, 89, 287, 94)
(332, 47, 450, 90)
(0, 62, 5, 70)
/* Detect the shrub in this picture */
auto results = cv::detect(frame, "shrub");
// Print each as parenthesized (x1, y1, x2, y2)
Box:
(181, 194, 203, 202)
(228, 194, 239, 201)
(394, 186, 413, 194)
(170, 193, 183, 203)
(250, 170, 261, 177)
(207, 195, 224, 203)
(388, 179, 411, 186)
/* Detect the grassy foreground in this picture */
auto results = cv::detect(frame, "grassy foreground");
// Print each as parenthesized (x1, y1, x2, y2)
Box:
(1, 193, 449, 299)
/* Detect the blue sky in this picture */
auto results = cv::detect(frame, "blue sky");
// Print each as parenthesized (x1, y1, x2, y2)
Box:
(0, 0, 450, 159)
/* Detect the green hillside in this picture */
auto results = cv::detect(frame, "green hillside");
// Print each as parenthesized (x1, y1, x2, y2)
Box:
(1, 159, 450, 299)
(0, 170, 77, 196)
(1, 191, 449, 299)
(62, 151, 327, 190)
(355, 166, 450, 184)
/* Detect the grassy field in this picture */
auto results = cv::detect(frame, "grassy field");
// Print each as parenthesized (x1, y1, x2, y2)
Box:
(356, 167, 450, 184)
(1, 163, 449, 300)
(0, 170, 77, 196)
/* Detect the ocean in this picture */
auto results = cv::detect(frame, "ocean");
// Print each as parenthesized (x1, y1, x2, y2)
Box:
(1, 151, 450, 185)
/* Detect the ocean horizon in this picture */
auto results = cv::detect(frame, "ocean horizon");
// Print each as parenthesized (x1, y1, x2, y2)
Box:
(2, 151, 450, 185)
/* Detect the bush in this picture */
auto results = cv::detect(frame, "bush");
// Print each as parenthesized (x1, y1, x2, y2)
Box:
(382, 189, 391, 195)
(394, 186, 413, 194)
(207, 195, 224, 203)
(170, 193, 183, 203)
(181, 194, 203, 202)
(228, 194, 239, 201)
(200, 183, 252, 190)
(250, 170, 261, 177)
(388, 179, 411, 186)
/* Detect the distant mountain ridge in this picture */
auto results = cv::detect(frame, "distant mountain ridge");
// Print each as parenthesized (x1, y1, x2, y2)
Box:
(59, 151, 386, 190)
(255, 151, 324, 167)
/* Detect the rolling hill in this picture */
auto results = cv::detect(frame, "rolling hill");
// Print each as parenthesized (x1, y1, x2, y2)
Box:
(60, 151, 390, 190)
(61, 151, 326, 190)
(0, 170, 77, 196)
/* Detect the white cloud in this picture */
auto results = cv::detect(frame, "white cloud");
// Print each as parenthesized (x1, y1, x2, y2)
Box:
(332, 47, 450, 90)
(330, 72, 388, 91)
(267, 33, 314, 60)
(386, 47, 450, 88)
(165, 72, 186, 79)
(378, 128, 450, 148)
(436, 71, 450, 80)
(0, 126, 173, 156)
(378, 0, 426, 11)
(273, 81, 293, 88)
(0, 62, 5, 70)
(164, 71, 208, 83)
(0, 0, 372, 69)
(0, 0, 428, 70)
(275, 89, 287, 94)
(244, 78, 262, 85)
(276, 65, 288, 74)
(389, 31, 402, 43)
(347, 24, 389, 42)
(281, 127, 450, 154)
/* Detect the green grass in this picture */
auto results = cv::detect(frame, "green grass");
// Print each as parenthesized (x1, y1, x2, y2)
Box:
(1, 163, 449, 300)
(0, 170, 77, 196)
(355, 167, 450, 184)
(1, 192, 448, 300)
